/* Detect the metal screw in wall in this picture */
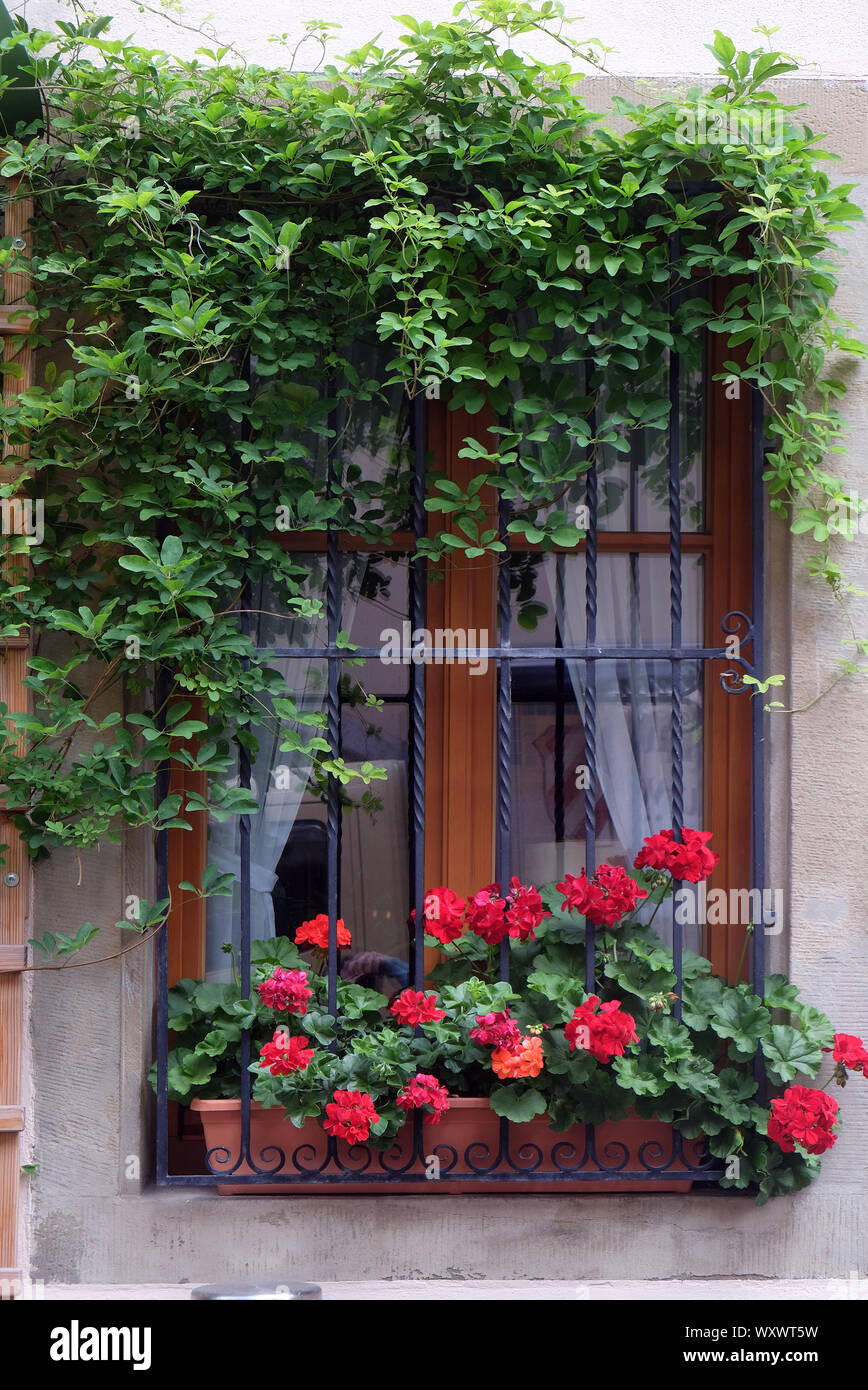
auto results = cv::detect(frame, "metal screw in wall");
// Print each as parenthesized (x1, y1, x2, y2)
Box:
(4, 873, 19, 887)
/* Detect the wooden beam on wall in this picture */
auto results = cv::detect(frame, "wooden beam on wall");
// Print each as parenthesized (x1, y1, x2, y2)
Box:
(0, 175, 34, 1291)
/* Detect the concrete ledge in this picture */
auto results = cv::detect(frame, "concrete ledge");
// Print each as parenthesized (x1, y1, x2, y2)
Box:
(31, 1188, 868, 1285)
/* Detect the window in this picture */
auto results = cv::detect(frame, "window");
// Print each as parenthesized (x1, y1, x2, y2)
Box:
(157, 277, 765, 1185)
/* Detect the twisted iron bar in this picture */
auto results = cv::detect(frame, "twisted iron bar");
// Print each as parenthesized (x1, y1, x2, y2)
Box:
(410, 395, 427, 995)
(325, 408, 341, 1018)
(584, 399, 599, 997)
(496, 492, 513, 983)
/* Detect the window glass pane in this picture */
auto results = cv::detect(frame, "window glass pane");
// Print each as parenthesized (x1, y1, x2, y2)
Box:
(341, 554, 410, 695)
(510, 656, 703, 954)
(509, 553, 704, 649)
(505, 320, 704, 532)
(338, 691, 410, 984)
(252, 556, 326, 651)
(509, 545, 705, 956)
(205, 555, 411, 987)
(338, 554, 410, 982)
(249, 338, 412, 532)
(593, 350, 705, 533)
(338, 341, 413, 531)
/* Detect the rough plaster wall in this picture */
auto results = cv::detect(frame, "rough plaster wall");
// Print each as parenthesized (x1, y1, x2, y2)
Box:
(14, 0, 868, 1281)
(787, 194, 868, 1195)
(29, 650, 129, 1203)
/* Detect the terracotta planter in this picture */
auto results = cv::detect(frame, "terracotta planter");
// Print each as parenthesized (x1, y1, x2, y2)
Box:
(191, 1098, 700, 1194)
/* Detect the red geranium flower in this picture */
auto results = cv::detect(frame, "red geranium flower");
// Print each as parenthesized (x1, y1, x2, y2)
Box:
(557, 870, 604, 919)
(466, 883, 508, 945)
(633, 829, 675, 873)
(766, 1085, 839, 1155)
(831, 1033, 868, 1072)
(396, 1073, 451, 1124)
(565, 995, 638, 1064)
(634, 827, 719, 884)
(323, 1089, 380, 1145)
(470, 1009, 523, 1053)
(419, 887, 466, 945)
(557, 864, 647, 928)
(505, 877, 548, 942)
(491, 1034, 544, 1079)
(258, 1029, 315, 1076)
(295, 914, 351, 951)
(255, 966, 312, 1015)
(390, 989, 446, 1027)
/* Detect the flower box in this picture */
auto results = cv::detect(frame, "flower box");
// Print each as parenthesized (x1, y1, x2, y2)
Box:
(191, 1097, 703, 1195)
(162, 844, 854, 1207)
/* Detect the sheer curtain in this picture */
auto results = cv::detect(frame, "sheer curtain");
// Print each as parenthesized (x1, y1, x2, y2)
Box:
(543, 553, 672, 863)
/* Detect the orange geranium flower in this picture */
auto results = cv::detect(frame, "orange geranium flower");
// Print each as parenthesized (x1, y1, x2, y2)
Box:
(491, 1034, 544, 1079)
(295, 913, 351, 951)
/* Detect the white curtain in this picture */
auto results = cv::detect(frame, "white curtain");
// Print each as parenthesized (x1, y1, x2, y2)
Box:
(542, 552, 706, 948)
(543, 553, 672, 862)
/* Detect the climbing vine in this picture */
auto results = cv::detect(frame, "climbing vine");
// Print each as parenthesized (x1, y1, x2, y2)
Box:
(0, 2, 864, 944)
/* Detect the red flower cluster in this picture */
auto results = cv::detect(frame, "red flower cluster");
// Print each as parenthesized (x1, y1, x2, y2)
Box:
(295, 914, 351, 951)
(418, 880, 546, 946)
(766, 1085, 839, 1155)
(255, 966, 312, 1015)
(465, 883, 508, 944)
(470, 1009, 523, 1053)
(634, 827, 719, 884)
(505, 877, 548, 942)
(258, 1029, 315, 1076)
(323, 1089, 380, 1145)
(565, 995, 638, 1064)
(396, 1073, 451, 1124)
(464, 878, 549, 945)
(557, 864, 647, 928)
(421, 887, 466, 945)
(829, 1033, 868, 1074)
(491, 1035, 544, 1079)
(824, 1032, 868, 1086)
(390, 989, 446, 1027)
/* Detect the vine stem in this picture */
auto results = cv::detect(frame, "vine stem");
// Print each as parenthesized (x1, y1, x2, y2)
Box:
(734, 923, 754, 985)
(20, 916, 168, 972)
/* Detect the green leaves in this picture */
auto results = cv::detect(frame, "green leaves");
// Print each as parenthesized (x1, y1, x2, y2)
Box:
(646, 1015, 694, 1060)
(661, 1055, 719, 1097)
(604, 954, 676, 1000)
(613, 1055, 668, 1097)
(714, 1067, 758, 1124)
(178, 863, 236, 898)
(762, 1025, 824, 1083)
(489, 1086, 548, 1123)
(166, 1049, 218, 1098)
(763, 973, 801, 1010)
(707, 987, 770, 1057)
(28, 922, 99, 959)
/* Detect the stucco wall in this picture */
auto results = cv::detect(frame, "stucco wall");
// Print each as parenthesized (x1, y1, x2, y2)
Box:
(16, 0, 868, 75)
(15, 0, 868, 1282)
